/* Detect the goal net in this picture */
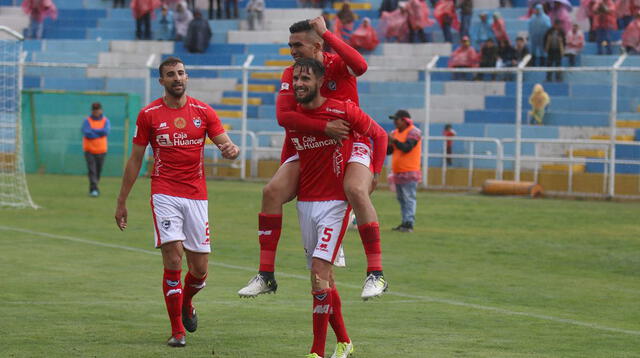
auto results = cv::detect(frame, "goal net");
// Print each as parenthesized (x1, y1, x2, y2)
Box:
(0, 32, 36, 208)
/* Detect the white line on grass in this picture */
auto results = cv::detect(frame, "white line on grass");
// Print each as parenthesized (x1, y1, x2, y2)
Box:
(2, 225, 639, 337)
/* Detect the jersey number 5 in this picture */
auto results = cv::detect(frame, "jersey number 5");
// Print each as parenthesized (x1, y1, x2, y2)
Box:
(321, 227, 333, 242)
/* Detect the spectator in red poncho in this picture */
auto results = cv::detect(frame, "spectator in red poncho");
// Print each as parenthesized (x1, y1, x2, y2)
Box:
(492, 11, 509, 44)
(350, 17, 380, 51)
(131, 0, 161, 39)
(406, 0, 434, 43)
(622, 11, 640, 53)
(592, 0, 617, 54)
(448, 35, 479, 80)
(22, 0, 58, 39)
(434, 0, 459, 43)
(379, 5, 410, 42)
(334, 2, 356, 43)
(616, 0, 640, 29)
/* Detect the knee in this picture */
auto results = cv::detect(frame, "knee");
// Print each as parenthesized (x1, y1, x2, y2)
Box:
(344, 181, 368, 203)
(190, 267, 208, 279)
(163, 254, 182, 270)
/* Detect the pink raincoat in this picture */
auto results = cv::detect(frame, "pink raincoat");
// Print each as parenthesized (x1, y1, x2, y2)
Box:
(615, 0, 640, 17)
(448, 44, 479, 67)
(350, 18, 379, 51)
(592, 0, 618, 29)
(622, 17, 640, 51)
(551, 3, 572, 33)
(492, 15, 510, 43)
(21, 0, 58, 23)
(131, 0, 162, 19)
(407, 0, 435, 30)
(434, 0, 460, 31)
(379, 8, 410, 42)
(566, 28, 585, 54)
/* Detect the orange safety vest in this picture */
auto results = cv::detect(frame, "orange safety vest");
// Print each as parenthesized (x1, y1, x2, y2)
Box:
(83, 117, 108, 154)
(391, 124, 422, 174)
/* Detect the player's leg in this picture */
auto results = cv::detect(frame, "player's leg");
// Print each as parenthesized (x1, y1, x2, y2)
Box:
(310, 258, 334, 358)
(181, 198, 211, 333)
(152, 194, 188, 346)
(161, 241, 187, 347)
(307, 201, 352, 358)
(343, 144, 387, 300)
(238, 159, 299, 297)
(84, 152, 98, 195)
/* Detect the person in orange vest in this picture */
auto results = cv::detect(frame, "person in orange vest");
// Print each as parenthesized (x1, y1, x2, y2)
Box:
(81, 102, 110, 197)
(387, 110, 422, 233)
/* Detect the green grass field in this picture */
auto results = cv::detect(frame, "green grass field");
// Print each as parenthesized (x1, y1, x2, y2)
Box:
(1, 174, 639, 357)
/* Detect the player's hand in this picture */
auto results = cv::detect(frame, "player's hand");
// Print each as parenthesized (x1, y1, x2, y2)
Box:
(219, 142, 240, 160)
(371, 173, 379, 193)
(115, 203, 128, 231)
(309, 16, 328, 36)
(325, 120, 350, 141)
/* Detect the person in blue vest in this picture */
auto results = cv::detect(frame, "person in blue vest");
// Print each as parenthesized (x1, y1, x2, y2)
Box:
(81, 102, 110, 197)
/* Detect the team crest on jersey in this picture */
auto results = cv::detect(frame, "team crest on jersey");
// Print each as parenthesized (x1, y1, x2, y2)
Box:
(327, 80, 337, 91)
(162, 220, 171, 230)
(193, 117, 202, 128)
(280, 82, 290, 91)
(174, 117, 186, 129)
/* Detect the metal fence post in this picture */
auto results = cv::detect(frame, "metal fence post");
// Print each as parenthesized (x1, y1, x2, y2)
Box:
(608, 54, 626, 197)
(422, 56, 439, 189)
(240, 55, 255, 180)
(514, 55, 531, 182)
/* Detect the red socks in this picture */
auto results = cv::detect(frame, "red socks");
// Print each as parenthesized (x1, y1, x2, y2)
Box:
(183, 271, 207, 316)
(357, 222, 383, 272)
(329, 287, 349, 344)
(162, 268, 185, 337)
(258, 213, 282, 272)
(311, 288, 333, 356)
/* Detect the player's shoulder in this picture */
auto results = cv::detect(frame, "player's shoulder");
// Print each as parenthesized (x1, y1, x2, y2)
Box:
(140, 98, 164, 115)
(322, 98, 351, 116)
(187, 96, 214, 111)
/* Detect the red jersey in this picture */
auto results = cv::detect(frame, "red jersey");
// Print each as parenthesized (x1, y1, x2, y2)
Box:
(132, 96, 225, 200)
(278, 32, 369, 161)
(292, 98, 387, 202)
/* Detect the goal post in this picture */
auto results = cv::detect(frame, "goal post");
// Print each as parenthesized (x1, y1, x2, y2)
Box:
(0, 26, 36, 208)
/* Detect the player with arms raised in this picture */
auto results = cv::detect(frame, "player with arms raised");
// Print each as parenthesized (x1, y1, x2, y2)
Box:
(239, 16, 388, 300)
(289, 58, 387, 358)
(115, 57, 239, 347)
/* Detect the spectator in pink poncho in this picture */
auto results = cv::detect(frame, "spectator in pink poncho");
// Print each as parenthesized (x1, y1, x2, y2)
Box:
(578, 0, 596, 41)
(407, 0, 434, 43)
(448, 36, 479, 80)
(550, 1, 572, 34)
(592, 0, 617, 54)
(622, 11, 640, 53)
(492, 12, 509, 44)
(22, 0, 58, 39)
(131, 0, 161, 39)
(565, 23, 585, 65)
(350, 17, 380, 51)
(616, 0, 640, 29)
(435, 0, 460, 43)
(379, 5, 410, 42)
(334, 2, 356, 43)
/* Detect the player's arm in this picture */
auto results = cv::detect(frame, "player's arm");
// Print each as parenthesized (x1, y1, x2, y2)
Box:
(115, 143, 146, 230)
(276, 69, 350, 139)
(345, 102, 388, 175)
(211, 132, 240, 160)
(310, 16, 368, 76)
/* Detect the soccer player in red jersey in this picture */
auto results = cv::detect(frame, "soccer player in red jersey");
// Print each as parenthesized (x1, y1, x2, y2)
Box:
(114, 57, 239, 347)
(239, 16, 388, 300)
(289, 58, 387, 358)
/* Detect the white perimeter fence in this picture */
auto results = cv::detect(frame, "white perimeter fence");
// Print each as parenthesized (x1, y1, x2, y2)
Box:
(18, 51, 640, 199)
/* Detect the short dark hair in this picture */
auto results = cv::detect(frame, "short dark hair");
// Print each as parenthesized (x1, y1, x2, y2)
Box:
(293, 58, 325, 78)
(91, 102, 102, 110)
(159, 56, 184, 77)
(289, 20, 313, 34)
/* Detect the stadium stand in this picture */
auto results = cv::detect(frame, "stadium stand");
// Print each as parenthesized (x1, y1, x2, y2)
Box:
(2, 0, 639, 189)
